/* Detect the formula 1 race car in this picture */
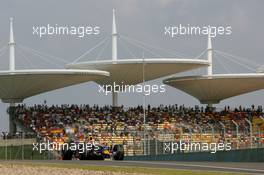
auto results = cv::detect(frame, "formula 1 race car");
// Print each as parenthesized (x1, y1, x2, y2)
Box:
(61, 143, 124, 160)
(77, 145, 112, 160)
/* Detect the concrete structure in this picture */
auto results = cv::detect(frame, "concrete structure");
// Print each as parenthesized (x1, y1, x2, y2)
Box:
(0, 18, 109, 133)
(66, 10, 209, 106)
(164, 73, 264, 104)
(164, 33, 264, 105)
(0, 69, 109, 103)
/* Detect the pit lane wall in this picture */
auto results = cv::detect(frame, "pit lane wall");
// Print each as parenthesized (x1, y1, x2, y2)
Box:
(124, 148, 264, 162)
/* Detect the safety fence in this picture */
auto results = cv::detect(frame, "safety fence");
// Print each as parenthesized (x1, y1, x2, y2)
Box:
(0, 130, 263, 159)
(0, 137, 55, 160)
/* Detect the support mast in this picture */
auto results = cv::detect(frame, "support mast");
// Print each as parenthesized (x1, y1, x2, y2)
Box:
(207, 32, 213, 108)
(8, 18, 17, 134)
(207, 32, 213, 76)
(9, 18, 15, 71)
(112, 9, 118, 107)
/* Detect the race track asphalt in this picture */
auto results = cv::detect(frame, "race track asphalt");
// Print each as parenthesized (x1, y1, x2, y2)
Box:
(5, 160, 264, 175)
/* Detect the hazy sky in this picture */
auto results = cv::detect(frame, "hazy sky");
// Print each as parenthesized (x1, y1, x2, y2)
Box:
(0, 0, 264, 132)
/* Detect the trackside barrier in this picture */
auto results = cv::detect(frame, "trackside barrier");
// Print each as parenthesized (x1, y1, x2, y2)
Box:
(124, 148, 264, 162)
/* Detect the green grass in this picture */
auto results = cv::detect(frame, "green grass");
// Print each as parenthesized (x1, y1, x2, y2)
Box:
(3, 161, 247, 175)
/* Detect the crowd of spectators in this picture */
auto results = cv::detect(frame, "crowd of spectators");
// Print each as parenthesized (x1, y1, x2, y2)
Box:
(11, 104, 264, 147)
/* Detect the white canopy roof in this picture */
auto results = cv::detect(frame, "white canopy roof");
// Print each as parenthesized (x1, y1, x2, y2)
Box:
(66, 58, 209, 86)
(0, 69, 109, 103)
(164, 73, 264, 104)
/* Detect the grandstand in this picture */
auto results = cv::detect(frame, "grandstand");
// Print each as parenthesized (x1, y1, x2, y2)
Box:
(0, 10, 263, 161)
(10, 104, 264, 157)
(0, 12, 210, 134)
